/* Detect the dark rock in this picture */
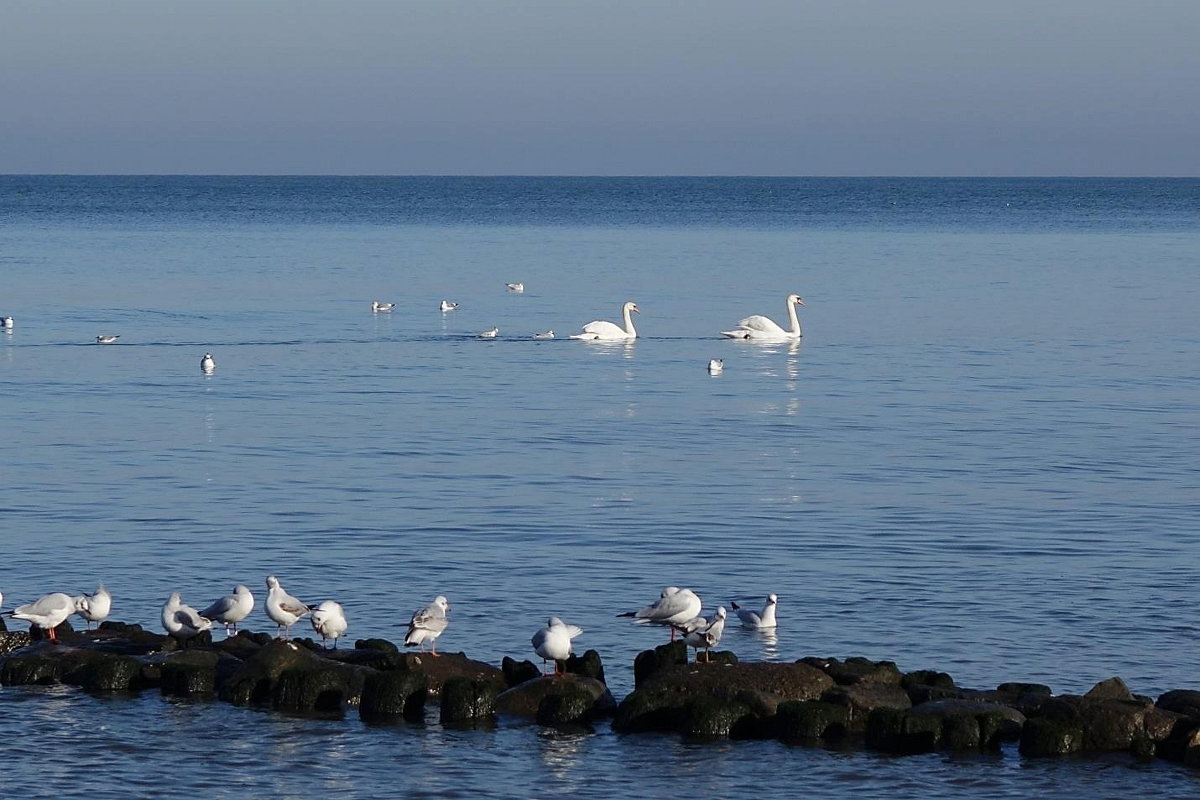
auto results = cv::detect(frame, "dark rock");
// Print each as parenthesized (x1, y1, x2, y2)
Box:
(502, 656, 541, 688)
(774, 700, 851, 741)
(441, 677, 498, 726)
(1085, 676, 1135, 701)
(613, 686, 689, 734)
(821, 682, 912, 732)
(564, 649, 606, 684)
(220, 640, 318, 706)
(160, 651, 220, 697)
(682, 695, 752, 738)
(1157, 689, 1200, 720)
(1020, 716, 1085, 756)
(497, 675, 614, 719)
(65, 651, 144, 692)
(902, 669, 960, 704)
(273, 664, 353, 715)
(864, 707, 941, 753)
(397, 652, 505, 697)
(988, 682, 1054, 715)
(0, 615, 6, 632)
(536, 684, 597, 726)
(0, 631, 32, 655)
(0, 644, 64, 685)
(940, 712, 981, 750)
(800, 657, 902, 686)
(359, 668, 428, 723)
(634, 641, 688, 687)
(355, 638, 400, 654)
(909, 699, 1026, 745)
(29, 619, 76, 644)
(161, 630, 213, 651)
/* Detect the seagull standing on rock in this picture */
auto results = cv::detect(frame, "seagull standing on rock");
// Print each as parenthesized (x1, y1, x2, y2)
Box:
(200, 584, 255, 637)
(676, 606, 727, 663)
(617, 586, 702, 641)
(73, 585, 112, 629)
(532, 616, 583, 676)
(405, 595, 450, 656)
(8, 593, 76, 642)
(161, 592, 212, 646)
(265, 575, 313, 640)
(310, 600, 349, 649)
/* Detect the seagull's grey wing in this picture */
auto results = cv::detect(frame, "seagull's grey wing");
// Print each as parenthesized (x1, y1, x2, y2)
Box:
(200, 596, 235, 620)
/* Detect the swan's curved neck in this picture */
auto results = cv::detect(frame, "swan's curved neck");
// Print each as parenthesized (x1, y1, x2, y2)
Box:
(787, 300, 802, 336)
(623, 306, 637, 336)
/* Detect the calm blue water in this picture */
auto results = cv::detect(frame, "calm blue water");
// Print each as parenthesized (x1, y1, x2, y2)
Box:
(2, 177, 1199, 798)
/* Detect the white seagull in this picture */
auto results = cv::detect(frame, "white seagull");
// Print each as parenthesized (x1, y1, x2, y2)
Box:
(200, 584, 255, 637)
(95, 335, 120, 344)
(201, 353, 216, 373)
(478, 327, 499, 339)
(372, 301, 395, 312)
(161, 592, 213, 645)
(676, 606, 727, 663)
(405, 595, 450, 656)
(439, 300, 459, 312)
(8, 593, 76, 642)
(265, 575, 313, 639)
(532, 330, 555, 340)
(731, 593, 778, 629)
(532, 616, 583, 675)
(1, 316, 13, 330)
(506, 282, 525, 293)
(617, 586, 702, 640)
(73, 585, 112, 629)
(570, 301, 640, 341)
(721, 293, 804, 340)
(310, 600, 349, 649)
(708, 358, 724, 375)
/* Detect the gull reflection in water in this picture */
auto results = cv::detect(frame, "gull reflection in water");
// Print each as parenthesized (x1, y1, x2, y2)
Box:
(537, 727, 587, 783)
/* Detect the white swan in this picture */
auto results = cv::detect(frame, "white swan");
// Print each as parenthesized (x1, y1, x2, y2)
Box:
(570, 301, 640, 340)
(721, 294, 804, 340)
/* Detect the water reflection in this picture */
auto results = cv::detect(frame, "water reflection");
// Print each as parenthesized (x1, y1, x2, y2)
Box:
(537, 728, 587, 782)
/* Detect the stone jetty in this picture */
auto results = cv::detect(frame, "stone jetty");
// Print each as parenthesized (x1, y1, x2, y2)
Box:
(3, 622, 1200, 769)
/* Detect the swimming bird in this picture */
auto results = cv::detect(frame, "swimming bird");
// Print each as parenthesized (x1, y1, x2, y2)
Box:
(570, 301, 640, 340)
(265, 575, 313, 639)
(617, 586, 702, 640)
(676, 606, 727, 663)
(8, 593, 75, 642)
(161, 592, 212, 645)
(532, 330, 555, 339)
(200, 353, 215, 373)
(532, 616, 583, 675)
(731, 593, 778, 629)
(721, 293, 804, 340)
(310, 600, 349, 649)
(478, 327, 499, 339)
(73, 585, 112, 629)
(199, 584, 255, 637)
(440, 300, 459, 312)
(708, 358, 724, 375)
(1, 316, 13, 330)
(506, 283, 525, 293)
(95, 335, 120, 344)
(372, 301, 395, 312)
(405, 595, 450, 656)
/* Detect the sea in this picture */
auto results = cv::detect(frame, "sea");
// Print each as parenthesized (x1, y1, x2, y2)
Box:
(1, 176, 1198, 798)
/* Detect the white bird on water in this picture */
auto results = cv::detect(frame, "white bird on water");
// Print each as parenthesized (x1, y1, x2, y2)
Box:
(617, 586, 702, 640)
(372, 301, 395, 312)
(533, 330, 555, 340)
(201, 353, 215, 373)
(265, 575, 313, 639)
(440, 299, 459, 312)
(676, 606, 727, 663)
(405, 595, 450, 656)
(310, 600, 349, 649)
(532, 616, 583, 675)
(95, 335, 120, 344)
(708, 358, 724, 375)
(200, 584, 255, 637)
(506, 282, 524, 293)
(73, 585, 112, 629)
(731, 593, 778, 629)
(161, 592, 212, 645)
(8, 593, 76, 642)
(2, 316, 13, 330)
(570, 301, 640, 341)
(478, 327, 499, 339)
(721, 293, 804, 340)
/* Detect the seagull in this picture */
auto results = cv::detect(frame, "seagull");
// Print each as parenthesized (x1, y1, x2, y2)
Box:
(676, 606, 727, 663)
(439, 300, 459, 312)
(617, 587, 702, 640)
(265, 575, 313, 639)
(1, 316, 13, 330)
(532, 330, 555, 340)
(201, 353, 216, 373)
(161, 592, 212, 645)
(405, 595, 450, 656)
(7, 593, 76, 642)
(731, 593, 778, 629)
(506, 283, 524, 293)
(73, 585, 112, 629)
(95, 335, 120, 344)
(708, 359, 724, 375)
(478, 327, 499, 339)
(310, 600, 349, 649)
(532, 616, 583, 676)
(200, 584, 255, 637)
(372, 301, 395, 312)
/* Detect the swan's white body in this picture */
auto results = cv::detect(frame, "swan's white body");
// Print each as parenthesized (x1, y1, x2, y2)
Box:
(571, 301, 640, 340)
(265, 575, 311, 639)
(10, 593, 76, 641)
(310, 600, 348, 648)
(405, 595, 450, 655)
(440, 300, 458, 312)
(371, 301, 395, 312)
(73, 585, 112, 628)
(678, 606, 726, 662)
(731, 593, 778, 628)
(532, 616, 583, 674)
(162, 592, 212, 643)
(200, 584, 255, 636)
(722, 294, 804, 340)
(200, 353, 215, 373)
(96, 335, 120, 344)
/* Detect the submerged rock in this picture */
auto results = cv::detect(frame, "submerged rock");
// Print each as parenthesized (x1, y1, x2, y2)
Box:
(773, 700, 851, 742)
(441, 676, 498, 727)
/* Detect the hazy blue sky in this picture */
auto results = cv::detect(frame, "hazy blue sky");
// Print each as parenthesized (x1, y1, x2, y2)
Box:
(2, 1, 1197, 175)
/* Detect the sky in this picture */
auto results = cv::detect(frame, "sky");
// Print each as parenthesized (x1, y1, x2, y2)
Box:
(1, 0, 1197, 176)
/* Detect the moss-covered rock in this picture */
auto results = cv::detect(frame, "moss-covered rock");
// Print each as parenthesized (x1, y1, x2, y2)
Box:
(1020, 716, 1085, 756)
(0, 646, 63, 685)
(774, 700, 851, 742)
(821, 682, 912, 732)
(901, 669, 959, 704)
(65, 651, 144, 692)
(220, 640, 316, 706)
(160, 651, 221, 697)
(273, 664, 354, 715)
(496, 675, 614, 719)
(536, 684, 597, 726)
(634, 641, 688, 687)
(800, 657, 902, 686)
(502, 656, 541, 688)
(1157, 689, 1200, 721)
(682, 695, 752, 738)
(441, 676, 498, 727)
(564, 649, 606, 685)
(359, 668, 428, 723)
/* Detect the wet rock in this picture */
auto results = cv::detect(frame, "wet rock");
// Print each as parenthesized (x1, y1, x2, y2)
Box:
(1020, 717, 1085, 756)
(0, 631, 33, 656)
(907, 700, 1025, 750)
(0, 616, 6, 632)
(901, 669, 960, 704)
(221, 640, 317, 706)
(398, 652, 505, 697)
(359, 668, 428, 723)
(801, 657, 902, 686)
(65, 651, 144, 693)
(502, 656, 540, 688)
(441, 677, 498, 727)
(536, 683, 597, 726)
(613, 686, 689, 733)
(1085, 676, 1135, 701)
(273, 663, 355, 715)
(1157, 689, 1200, 720)
(820, 682, 912, 732)
(160, 651, 221, 697)
(161, 630, 213, 651)
(355, 638, 400, 654)
(1035, 695, 1151, 752)
(634, 641, 688, 687)
(864, 707, 942, 754)
(497, 675, 615, 719)
(564, 649, 606, 684)
(988, 682, 1054, 715)
(682, 695, 752, 738)
(773, 700, 851, 741)
(0, 644, 65, 685)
